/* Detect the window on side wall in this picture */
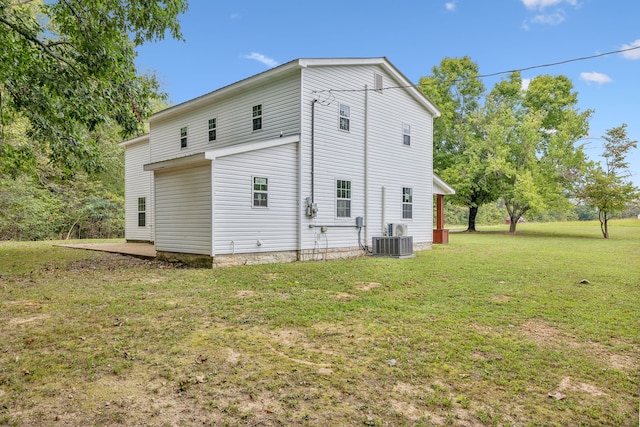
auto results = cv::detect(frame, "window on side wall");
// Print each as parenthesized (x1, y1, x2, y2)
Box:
(208, 118, 217, 141)
(252, 177, 268, 207)
(339, 104, 350, 131)
(402, 187, 413, 219)
(252, 104, 262, 131)
(336, 180, 351, 217)
(403, 123, 411, 146)
(138, 197, 146, 227)
(180, 126, 188, 148)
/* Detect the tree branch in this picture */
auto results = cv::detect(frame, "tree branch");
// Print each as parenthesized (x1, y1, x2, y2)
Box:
(0, 15, 82, 76)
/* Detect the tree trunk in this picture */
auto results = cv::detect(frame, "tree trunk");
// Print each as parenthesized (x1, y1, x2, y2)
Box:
(467, 205, 478, 232)
(509, 218, 517, 233)
(599, 210, 609, 238)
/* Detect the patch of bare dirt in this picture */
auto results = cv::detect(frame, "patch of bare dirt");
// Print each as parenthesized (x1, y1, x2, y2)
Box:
(550, 376, 608, 399)
(335, 291, 356, 301)
(234, 290, 256, 298)
(520, 320, 638, 370)
(8, 313, 50, 326)
(355, 281, 383, 291)
(491, 295, 512, 303)
(57, 253, 186, 273)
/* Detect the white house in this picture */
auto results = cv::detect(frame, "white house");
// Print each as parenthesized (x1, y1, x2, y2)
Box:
(120, 57, 454, 266)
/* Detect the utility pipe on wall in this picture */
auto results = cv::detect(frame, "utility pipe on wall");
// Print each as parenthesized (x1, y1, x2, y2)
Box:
(364, 85, 369, 246)
(311, 99, 317, 203)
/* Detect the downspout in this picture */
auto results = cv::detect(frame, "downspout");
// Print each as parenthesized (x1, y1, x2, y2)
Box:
(364, 85, 369, 247)
(311, 99, 317, 203)
(210, 160, 215, 257)
(381, 186, 386, 235)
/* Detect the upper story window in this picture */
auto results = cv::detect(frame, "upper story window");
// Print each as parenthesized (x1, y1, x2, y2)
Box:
(180, 126, 188, 148)
(252, 176, 268, 207)
(252, 104, 262, 131)
(403, 123, 411, 146)
(339, 104, 350, 131)
(336, 179, 351, 217)
(402, 187, 413, 219)
(137, 197, 146, 227)
(208, 118, 217, 141)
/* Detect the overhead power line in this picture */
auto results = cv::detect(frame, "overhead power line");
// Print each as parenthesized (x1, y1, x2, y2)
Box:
(312, 46, 640, 94)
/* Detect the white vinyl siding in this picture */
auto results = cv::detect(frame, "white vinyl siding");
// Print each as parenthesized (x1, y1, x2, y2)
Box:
(155, 163, 212, 255)
(213, 143, 298, 255)
(149, 74, 300, 164)
(300, 63, 434, 249)
(123, 138, 154, 242)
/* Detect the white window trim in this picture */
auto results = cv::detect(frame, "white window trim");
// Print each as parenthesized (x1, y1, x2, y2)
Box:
(180, 126, 188, 149)
(137, 197, 146, 227)
(252, 104, 263, 132)
(402, 187, 413, 220)
(336, 179, 352, 218)
(339, 103, 350, 132)
(403, 123, 411, 146)
(208, 118, 217, 142)
(252, 176, 268, 208)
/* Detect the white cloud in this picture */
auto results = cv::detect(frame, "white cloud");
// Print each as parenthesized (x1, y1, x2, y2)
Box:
(445, 2, 456, 11)
(244, 53, 279, 68)
(621, 39, 640, 60)
(521, 0, 577, 10)
(580, 72, 613, 84)
(530, 12, 565, 25)
(521, 78, 531, 91)
(230, 13, 240, 20)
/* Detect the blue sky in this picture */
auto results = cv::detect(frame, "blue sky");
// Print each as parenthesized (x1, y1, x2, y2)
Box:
(135, 0, 639, 185)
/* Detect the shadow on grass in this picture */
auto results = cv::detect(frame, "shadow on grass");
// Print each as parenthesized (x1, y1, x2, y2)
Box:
(451, 228, 604, 240)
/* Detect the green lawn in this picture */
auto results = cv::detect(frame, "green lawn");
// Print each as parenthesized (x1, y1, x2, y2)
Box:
(1, 221, 638, 426)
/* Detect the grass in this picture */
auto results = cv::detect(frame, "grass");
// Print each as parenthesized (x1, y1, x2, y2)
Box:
(0, 220, 638, 426)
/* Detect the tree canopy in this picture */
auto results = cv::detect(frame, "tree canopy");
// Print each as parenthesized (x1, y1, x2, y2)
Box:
(577, 124, 639, 238)
(420, 57, 592, 233)
(0, 0, 187, 172)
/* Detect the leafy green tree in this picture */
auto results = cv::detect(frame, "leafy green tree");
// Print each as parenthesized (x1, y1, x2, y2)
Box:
(0, 0, 186, 172)
(420, 57, 502, 231)
(490, 72, 591, 232)
(577, 124, 639, 238)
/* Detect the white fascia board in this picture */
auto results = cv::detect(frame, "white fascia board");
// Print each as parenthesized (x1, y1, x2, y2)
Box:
(433, 173, 456, 195)
(119, 134, 149, 148)
(205, 134, 300, 160)
(143, 152, 208, 171)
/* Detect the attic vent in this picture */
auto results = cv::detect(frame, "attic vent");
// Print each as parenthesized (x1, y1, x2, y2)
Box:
(372, 236, 414, 258)
(374, 73, 383, 92)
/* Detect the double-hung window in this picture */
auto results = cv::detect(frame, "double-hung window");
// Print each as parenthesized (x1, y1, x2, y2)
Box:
(252, 104, 262, 131)
(137, 197, 146, 227)
(402, 187, 413, 219)
(180, 127, 188, 148)
(403, 123, 411, 146)
(339, 104, 350, 131)
(252, 177, 268, 207)
(208, 118, 217, 141)
(336, 180, 351, 217)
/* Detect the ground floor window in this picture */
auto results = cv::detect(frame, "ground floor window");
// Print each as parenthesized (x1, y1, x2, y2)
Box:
(402, 187, 412, 219)
(138, 197, 146, 226)
(253, 177, 268, 207)
(336, 180, 351, 217)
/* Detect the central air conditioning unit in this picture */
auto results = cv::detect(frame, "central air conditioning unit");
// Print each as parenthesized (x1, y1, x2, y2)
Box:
(388, 223, 408, 237)
(372, 236, 414, 258)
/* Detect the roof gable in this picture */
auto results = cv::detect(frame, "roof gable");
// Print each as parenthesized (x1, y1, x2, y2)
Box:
(149, 57, 440, 123)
